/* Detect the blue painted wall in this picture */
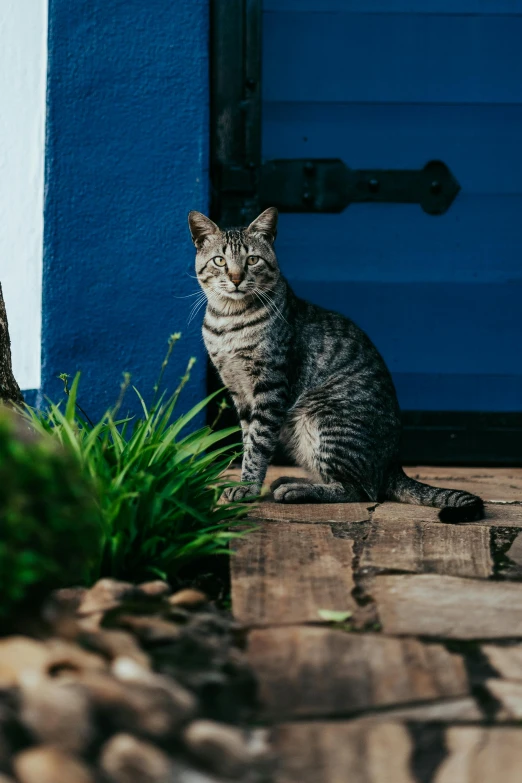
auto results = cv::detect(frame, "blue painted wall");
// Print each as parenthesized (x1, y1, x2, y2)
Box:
(42, 0, 209, 419)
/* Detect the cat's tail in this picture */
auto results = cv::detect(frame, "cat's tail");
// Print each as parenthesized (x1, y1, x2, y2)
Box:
(385, 467, 484, 522)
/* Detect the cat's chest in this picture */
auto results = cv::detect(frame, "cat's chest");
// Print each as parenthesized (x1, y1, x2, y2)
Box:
(203, 321, 264, 397)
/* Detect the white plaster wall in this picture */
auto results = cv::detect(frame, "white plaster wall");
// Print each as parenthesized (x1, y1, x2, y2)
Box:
(0, 0, 48, 390)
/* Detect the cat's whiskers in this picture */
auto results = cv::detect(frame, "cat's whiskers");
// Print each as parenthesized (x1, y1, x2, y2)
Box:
(254, 290, 284, 326)
(174, 290, 205, 299)
(187, 291, 209, 324)
(254, 286, 288, 325)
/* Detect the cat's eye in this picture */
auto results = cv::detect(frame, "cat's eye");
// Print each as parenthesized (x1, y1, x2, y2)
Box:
(247, 256, 260, 265)
(213, 256, 226, 267)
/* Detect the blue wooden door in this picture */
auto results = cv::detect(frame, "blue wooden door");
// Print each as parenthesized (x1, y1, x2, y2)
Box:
(262, 0, 522, 412)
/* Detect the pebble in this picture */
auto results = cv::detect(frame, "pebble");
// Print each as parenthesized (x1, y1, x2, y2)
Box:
(169, 589, 208, 608)
(78, 670, 196, 739)
(183, 720, 252, 779)
(99, 733, 173, 783)
(78, 578, 134, 615)
(13, 746, 96, 783)
(77, 628, 151, 668)
(112, 614, 182, 644)
(136, 580, 172, 598)
(20, 679, 93, 753)
(45, 638, 107, 676)
(0, 637, 50, 688)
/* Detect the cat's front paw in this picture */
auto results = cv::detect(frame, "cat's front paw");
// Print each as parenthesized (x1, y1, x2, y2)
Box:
(221, 484, 261, 503)
(273, 483, 314, 503)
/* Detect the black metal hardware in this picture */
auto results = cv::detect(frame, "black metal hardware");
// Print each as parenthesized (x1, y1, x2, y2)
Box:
(260, 159, 461, 215)
(210, 2, 460, 222)
(210, 0, 262, 227)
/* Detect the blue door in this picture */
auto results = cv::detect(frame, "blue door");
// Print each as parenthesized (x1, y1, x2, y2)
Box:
(262, 0, 522, 413)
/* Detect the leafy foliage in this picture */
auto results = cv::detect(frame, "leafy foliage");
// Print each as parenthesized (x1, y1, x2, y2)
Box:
(0, 409, 103, 617)
(22, 336, 249, 585)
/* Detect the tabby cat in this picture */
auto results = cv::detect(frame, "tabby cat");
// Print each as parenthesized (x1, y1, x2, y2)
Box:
(188, 207, 484, 522)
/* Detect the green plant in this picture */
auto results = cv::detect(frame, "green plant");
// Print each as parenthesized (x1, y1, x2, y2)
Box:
(23, 336, 250, 584)
(0, 409, 103, 617)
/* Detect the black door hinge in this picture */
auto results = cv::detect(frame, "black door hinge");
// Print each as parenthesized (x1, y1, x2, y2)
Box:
(211, 0, 461, 225)
(259, 159, 460, 216)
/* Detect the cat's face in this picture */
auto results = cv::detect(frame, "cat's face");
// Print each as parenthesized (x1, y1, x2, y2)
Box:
(188, 208, 280, 304)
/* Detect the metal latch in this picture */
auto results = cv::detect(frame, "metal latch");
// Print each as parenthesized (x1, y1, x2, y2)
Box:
(259, 159, 461, 216)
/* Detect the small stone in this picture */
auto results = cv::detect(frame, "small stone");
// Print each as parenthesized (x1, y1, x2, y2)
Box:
(246, 727, 273, 759)
(112, 615, 182, 644)
(0, 637, 50, 688)
(13, 746, 95, 783)
(183, 720, 252, 779)
(43, 586, 87, 628)
(99, 733, 173, 783)
(78, 578, 135, 615)
(166, 606, 191, 624)
(171, 764, 227, 783)
(169, 589, 208, 609)
(79, 671, 196, 739)
(112, 657, 197, 714)
(189, 612, 237, 638)
(77, 629, 151, 669)
(136, 580, 172, 598)
(45, 638, 107, 676)
(20, 678, 93, 753)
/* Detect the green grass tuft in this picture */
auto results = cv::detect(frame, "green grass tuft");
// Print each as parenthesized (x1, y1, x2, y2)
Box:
(22, 338, 250, 586)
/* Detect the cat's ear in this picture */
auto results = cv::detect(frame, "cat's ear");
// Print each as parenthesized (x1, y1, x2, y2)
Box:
(188, 211, 220, 248)
(247, 207, 278, 244)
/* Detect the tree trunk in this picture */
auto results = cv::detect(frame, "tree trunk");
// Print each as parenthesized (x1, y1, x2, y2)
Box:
(0, 284, 24, 404)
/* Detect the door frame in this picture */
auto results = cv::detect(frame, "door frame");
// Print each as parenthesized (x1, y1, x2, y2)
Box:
(208, 0, 522, 465)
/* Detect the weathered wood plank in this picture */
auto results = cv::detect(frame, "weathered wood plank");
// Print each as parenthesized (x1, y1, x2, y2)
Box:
(248, 627, 468, 720)
(482, 644, 522, 680)
(405, 467, 522, 502)
(365, 697, 482, 723)
(485, 679, 522, 720)
(248, 501, 371, 524)
(373, 574, 522, 639)
(434, 728, 522, 783)
(505, 532, 522, 567)
(360, 519, 492, 578)
(273, 721, 416, 783)
(372, 502, 522, 528)
(231, 523, 355, 625)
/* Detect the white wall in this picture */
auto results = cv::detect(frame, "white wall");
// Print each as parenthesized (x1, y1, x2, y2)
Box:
(0, 0, 48, 390)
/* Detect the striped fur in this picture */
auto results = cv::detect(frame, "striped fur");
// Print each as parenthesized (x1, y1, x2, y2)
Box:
(188, 208, 484, 522)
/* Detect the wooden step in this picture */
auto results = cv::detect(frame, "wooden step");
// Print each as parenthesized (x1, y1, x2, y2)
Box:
(372, 502, 522, 528)
(231, 522, 356, 626)
(272, 721, 416, 783)
(273, 722, 522, 783)
(373, 574, 522, 639)
(248, 626, 468, 720)
(360, 518, 493, 579)
(435, 727, 522, 783)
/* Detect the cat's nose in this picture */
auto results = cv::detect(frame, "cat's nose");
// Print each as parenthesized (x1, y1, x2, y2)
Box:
(228, 272, 244, 288)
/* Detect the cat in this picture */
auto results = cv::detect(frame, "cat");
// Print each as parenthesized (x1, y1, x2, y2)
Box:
(188, 206, 484, 522)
